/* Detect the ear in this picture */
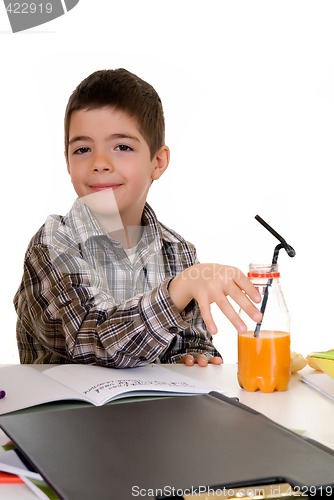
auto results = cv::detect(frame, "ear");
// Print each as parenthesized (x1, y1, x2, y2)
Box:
(151, 145, 170, 181)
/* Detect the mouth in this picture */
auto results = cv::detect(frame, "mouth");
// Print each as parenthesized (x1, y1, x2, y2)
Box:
(89, 184, 122, 192)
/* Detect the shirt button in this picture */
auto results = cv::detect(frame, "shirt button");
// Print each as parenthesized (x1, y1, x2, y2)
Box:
(169, 327, 178, 334)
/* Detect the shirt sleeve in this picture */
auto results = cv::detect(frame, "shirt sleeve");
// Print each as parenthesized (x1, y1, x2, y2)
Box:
(159, 299, 222, 363)
(15, 243, 192, 367)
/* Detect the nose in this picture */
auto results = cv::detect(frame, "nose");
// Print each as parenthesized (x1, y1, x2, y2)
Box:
(92, 151, 114, 173)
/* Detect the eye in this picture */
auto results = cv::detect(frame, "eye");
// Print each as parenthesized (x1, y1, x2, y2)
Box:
(73, 146, 91, 155)
(115, 144, 133, 152)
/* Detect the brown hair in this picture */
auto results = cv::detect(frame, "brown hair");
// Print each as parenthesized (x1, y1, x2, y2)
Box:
(64, 68, 165, 160)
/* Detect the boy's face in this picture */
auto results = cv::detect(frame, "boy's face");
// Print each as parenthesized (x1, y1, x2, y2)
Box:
(66, 106, 169, 226)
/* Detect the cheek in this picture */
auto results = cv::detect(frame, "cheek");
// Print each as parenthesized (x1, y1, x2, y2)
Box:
(67, 169, 87, 196)
(68, 166, 83, 182)
(131, 176, 152, 195)
(129, 167, 154, 189)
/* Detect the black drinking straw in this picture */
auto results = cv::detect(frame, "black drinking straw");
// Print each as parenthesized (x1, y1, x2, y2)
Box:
(253, 215, 296, 337)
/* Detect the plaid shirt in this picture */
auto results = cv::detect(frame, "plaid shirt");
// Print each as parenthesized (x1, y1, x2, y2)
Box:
(14, 200, 221, 367)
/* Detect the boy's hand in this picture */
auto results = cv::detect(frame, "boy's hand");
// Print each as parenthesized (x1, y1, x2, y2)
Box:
(179, 353, 223, 367)
(168, 263, 262, 335)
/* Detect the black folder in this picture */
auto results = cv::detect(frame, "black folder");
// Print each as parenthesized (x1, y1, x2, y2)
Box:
(0, 392, 333, 500)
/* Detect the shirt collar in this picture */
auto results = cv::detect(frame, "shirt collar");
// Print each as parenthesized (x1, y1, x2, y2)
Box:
(44, 199, 164, 258)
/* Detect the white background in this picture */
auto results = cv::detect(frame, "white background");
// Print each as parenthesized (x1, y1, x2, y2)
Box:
(0, 0, 333, 364)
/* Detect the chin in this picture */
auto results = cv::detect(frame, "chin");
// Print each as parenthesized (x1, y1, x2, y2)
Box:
(80, 190, 121, 216)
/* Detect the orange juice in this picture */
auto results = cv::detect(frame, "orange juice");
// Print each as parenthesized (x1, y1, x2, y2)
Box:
(238, 330, 290, 392)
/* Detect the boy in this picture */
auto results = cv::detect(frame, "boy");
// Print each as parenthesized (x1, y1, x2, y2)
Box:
(14, 68, 261, 368)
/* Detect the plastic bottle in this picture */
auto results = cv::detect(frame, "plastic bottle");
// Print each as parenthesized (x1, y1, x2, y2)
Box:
(237, 263, 291, 392)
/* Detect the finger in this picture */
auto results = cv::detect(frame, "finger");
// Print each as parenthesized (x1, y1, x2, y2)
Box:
(224, 282, 262, 324)
(194, 354, 223, 367)
(210, 356, 223, 365)
(182, 354, 195, 366)
(234, 273, 261, 303)
(197, 298, 218, 335)
(214, 293, 249, 332)
(194, 354, 209, 367)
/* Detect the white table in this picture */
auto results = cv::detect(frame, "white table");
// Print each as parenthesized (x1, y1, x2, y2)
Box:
(170, 363, 334, 451)
(0, 363, 333, 499)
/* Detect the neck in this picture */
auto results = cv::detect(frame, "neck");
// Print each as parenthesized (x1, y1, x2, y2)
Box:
(91, 212, 143, 249)
(110, 226, 143, 249)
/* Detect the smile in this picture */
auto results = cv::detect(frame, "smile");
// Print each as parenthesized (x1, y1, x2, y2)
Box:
(90, 185, 121, 192)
